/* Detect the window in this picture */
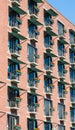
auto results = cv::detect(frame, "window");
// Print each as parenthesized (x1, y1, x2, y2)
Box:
(9, 7, 20, 28)
(27, 118, 37, 130)
(58, 83, 65, 98)
(58, 21, 64, 36)
(70, 69, 75, 82)
(58, 124, 65, 130)
(7, 114, 19, 130)
(8, 86, 20, 107)
(70, 108, 75, 122)
(28, 22, 37, 39)
(44, 33, 52, 48)
(58, 103, 65, 119)
(28, 44, 37, 63)
(8, 60, 20, 80)
(44, 54, 52, 70)
(58, 42, 64, 56)
(71, 127, 75, 130)
(69, 50, 75, 63)
(70, 88, 75, 103)
(28, 69, 38, 87)
(44, 10, 51, 26)
(44, 99, 52, 116)
(69, 32, 75, 44)
(44, 122, 52, 130)
(44, 76, 52, 93)
(58, 62, 64, 77)
(27, 93, 38, 112)
(8, 37, 20, 54)
(28, 0, 38, 15)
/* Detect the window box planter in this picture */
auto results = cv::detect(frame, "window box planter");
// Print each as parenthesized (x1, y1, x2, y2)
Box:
(34, 128, 39, 130)
(63, 90, 68, 94)
(34, 77, 40, 83)
(51, 62, 55, 67)
(50, 18, 54, 24)
(50, 107, 55, 111)
(35, 54, 40, 59)
(16, 70, 21, 75)
(16, 17, 22, 24)
(34, 6, 39, 12)
(34, 103, 40, 107)
(14, 124, 21, 130)
(15, 97, 21, 102)
(50, 40, 54, 45)
(63, 29, 67, 33)
(63, 69, 67, 74)
(17, 44, 22, 50)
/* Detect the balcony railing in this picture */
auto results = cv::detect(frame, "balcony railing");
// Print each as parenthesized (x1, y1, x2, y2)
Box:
(8, 100, 19, 108)
(44, 86, 52, 94)
(44, 42, 54, 50)
(8, 72, 20, 81)
(29, 6, 39, 16)
(71, 96, 75, 103)
(28, 104, 37, 113)
(58, 50, 65, 57)
(44, 64, 52, 71)
(9, 19, 20, 29)
(28, 80, 38, 89)
(29, 32, 38, 40)
(58, 112, 65, 120)
(28, 55, 37, 63)
(9, 48, 20, 56)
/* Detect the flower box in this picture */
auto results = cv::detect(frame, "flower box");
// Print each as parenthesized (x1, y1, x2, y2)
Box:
(35, 54, 40, 59)
(14, 124, 21, 130)
(63, 29, 67, 33)
(51, 62, 55, 67)
(17, 44, 22, 50)
(34, 6, 39, 12)
(15, 97, 21, 102)
(50, 107, 55, 111)
(16, 70, 21, 75)
(63, 69, 67, 73)
(34, 103, 40, 107)
(63, 90, 68, 94)
(50, 18, 54, 24)
(34, 77, 40, 83)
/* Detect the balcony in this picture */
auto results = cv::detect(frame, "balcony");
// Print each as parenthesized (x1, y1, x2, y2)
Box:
(28, 80, 38, 90)
(14, 124, 21, 130)
(9, 48, 21, 57)
(28, 103, 39, 114)
(8, 98, 21, 109)
(28, 54, 40, 66)
(29, 6, 39, 17)
(44, 40, 54, 51)
(8, 72, 20, 83)
(44, 64, 52, 73)
(45, 85, 52, 95)
(28, 32, 38, 42)
(71, 96, 75, 105)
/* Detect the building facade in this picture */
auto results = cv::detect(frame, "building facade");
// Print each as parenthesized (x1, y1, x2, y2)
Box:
(0, 0, 75, 130)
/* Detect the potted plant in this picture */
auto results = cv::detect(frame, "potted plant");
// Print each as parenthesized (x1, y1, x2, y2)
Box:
(35, 54, 40, 59)
(14, 124, 21, 130)
(50, 107, 55, 111)
(15, 96, 21, 102)
(16, 70, 21, 75)
(50, 18, 54, 24)
(34, 77, 40, 83)
(63, 69, 67, 74)
(63, 29, 67, 33)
